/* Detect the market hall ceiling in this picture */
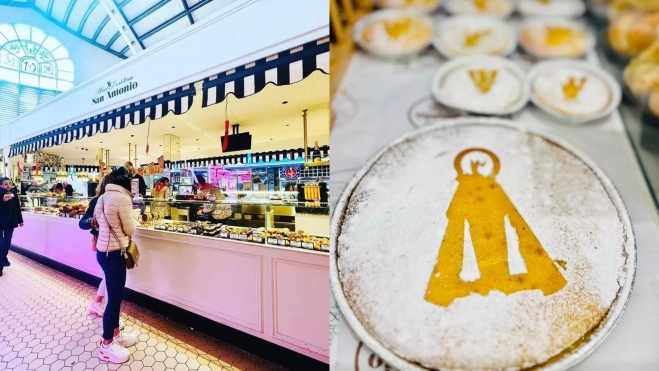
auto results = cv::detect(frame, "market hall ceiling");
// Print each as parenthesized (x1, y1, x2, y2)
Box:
(0, 0, 235, 59)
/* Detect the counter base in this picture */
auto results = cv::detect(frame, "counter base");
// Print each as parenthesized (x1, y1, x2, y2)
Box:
(9, 243, 328, 371)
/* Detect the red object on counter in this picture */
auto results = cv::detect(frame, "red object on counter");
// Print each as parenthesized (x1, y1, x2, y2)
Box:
(222, 119, 229, 151)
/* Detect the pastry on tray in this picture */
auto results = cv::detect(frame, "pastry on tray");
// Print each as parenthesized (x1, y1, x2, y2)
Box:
(432, 16, 516, 57)
(518, 0, 586, 18)
(357, 10, 433, 57)
(432, 56, 528, 115)
(608, 12, 659, 57)
(519, 18, 592, 58)
(331, 118, 634, 371)
(375, 0, 442, 11)
(624, 41, 659, 115)
(445, 0, 514, 18)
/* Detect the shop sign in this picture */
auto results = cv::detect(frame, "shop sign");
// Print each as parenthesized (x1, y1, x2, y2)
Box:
(92, 76, 139, 105)
(282, 166, 300, 180)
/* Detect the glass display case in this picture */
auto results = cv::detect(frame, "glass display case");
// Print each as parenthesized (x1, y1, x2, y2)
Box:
(18, 194, 329, 252)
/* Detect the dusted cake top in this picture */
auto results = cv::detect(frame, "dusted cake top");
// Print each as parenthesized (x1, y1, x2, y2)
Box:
(520, 19, 591, 57)
(435, 16, 514, 57)
(360, 15, 433, 53)
(335, 122, 630, 370)
(518, 0, 586, 17)
(445, 0, 514, 17)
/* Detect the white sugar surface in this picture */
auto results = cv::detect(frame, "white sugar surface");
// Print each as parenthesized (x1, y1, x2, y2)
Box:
(336, 124, 628, 370)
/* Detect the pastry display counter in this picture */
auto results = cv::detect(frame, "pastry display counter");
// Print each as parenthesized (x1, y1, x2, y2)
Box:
(12, 196, 329, 362)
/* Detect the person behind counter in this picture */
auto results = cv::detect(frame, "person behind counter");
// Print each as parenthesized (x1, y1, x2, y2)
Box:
(151, 177, 171, 219)
(0, 178, 23, 276)
(52, 183, 64, 193)
(94, 167, 138, 363)
(62, 180, 74, 197)
(195, 175, 232, 223)
(124, 162, 146, 197)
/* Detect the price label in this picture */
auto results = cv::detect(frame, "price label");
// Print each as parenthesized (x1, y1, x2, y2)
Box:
(230, 233, 240, 240)
(321, 244, 330, 250)
(177, 227, 184, 233)
(239, 234, 248, 241)
(167, 227, 175, 232)
(278, 239, 287, 246)
(290, 241, 302, 248)
(267, 238, 278, 245)
(253, 236, 263, 243)
(301, 242, 314, 250)
(220, 232, 228, 238)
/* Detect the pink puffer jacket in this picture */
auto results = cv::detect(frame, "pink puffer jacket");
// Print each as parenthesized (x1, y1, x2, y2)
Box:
(94, 184, 136, 253)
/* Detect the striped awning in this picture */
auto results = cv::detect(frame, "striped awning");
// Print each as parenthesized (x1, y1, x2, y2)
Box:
(9, 84, 196, 158)
(201, 38, 329, 108)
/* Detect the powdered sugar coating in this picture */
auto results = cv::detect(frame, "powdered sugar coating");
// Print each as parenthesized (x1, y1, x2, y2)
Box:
(336, 124, 628, 370)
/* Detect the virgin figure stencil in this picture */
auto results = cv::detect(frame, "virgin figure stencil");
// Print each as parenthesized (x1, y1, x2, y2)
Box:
(425, 148, 567, 307)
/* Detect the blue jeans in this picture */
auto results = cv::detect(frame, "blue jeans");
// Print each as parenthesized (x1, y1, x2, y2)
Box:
(0, 227, 14, 263)
(96, 250, 127, 340)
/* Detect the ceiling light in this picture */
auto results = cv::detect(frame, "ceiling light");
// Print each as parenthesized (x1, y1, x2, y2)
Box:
(282, 101, 288, 104)
(172, 126, 175, 128)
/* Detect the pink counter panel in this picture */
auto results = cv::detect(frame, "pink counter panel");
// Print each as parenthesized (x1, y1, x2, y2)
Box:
(12, 212, 330, 363)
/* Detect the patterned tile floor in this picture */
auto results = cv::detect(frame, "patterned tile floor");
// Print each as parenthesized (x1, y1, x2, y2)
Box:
(0, 251, 287, 371)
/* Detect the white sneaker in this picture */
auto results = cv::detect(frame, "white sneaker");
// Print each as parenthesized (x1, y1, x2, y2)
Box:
(89, 301, 104, 316)
(98, 341, 129, 364)
(114, 331, 137, 347)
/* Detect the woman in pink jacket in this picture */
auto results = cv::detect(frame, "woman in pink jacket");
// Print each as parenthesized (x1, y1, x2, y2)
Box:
(93, 167, 137, 364)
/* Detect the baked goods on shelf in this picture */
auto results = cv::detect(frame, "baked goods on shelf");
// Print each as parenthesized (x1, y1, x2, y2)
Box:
(518, 0, 586, 18)
(356, 10, 433, 57)
(623, 40, 659, 115)
(445, 0, 514, 17)
(331, 119, 634, 370)
(530, 60, 620, 122)
(375, 0, 442, 11)
(432, 16, 516, 57)
(608, 12, 659, 57)
(432, 56, 528, 115)
(519, 18, 592, 58)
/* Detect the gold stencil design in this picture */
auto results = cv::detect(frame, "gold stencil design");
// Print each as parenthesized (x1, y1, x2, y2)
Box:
(473, 0, 488, 10)
(468, 69, 498, 93)
(464, 30, 491, 48)
(384, 18, 412, 39)
(562, 77, 586, 100)
(537, 0, 550, 4)
(424, 149, 567, 307)
(545, 26, 572, 46)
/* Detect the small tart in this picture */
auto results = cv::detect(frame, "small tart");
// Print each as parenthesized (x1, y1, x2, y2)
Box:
(375, 0, 442, 11)
(433, 16, 516, 57)
(518, 0, 586, 18)
(433, 57, 527, 114)
(445, 0, 514, 18)
(356, 10, 433, 56)
(530, 61, 620, 122)
(519, 18, 592, 58)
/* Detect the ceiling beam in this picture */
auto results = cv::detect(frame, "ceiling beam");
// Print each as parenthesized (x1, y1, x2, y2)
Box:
(180, 0, 194, 25)
(128, 0, 171, 26)
(46, 0, 54, 14)
(107, 31, 121, 48)
(138, 0, 211, 41)
(108, 0, 145, 51)
(92, 16, 111, 41)
(62, 0, 77, 25)
(30, 6, 127, 59)
(78, 0, 100, 33)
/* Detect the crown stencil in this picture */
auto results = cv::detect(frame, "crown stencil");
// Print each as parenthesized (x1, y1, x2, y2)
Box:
(464, 30, 491, 48)
(562, 77, 586, 100)
(469, 69, 498, 94)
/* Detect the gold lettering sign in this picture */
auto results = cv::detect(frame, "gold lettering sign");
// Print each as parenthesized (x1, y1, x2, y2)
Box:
(464, 30, 491, 48)
(424, 149, 567, 307)
(468, 69, 498, 94)
(562, 77, 586, 100)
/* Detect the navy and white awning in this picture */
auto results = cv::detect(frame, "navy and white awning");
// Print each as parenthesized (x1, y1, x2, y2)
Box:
(9, 84, 196, 158)
(201, 38, 329, 108)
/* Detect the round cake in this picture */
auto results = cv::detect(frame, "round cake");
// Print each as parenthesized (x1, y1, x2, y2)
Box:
(434, 16, 515, 57)
(357, 11, 433, 56)
(532, 66, 612, 118)
(433, 57, 526, 114)
(445, 0, 514, 17)
(376, 0, 442, 11)
(518, 0, 586, 18)
(519, 18, 592, 58)
(331, 119, 635, 370)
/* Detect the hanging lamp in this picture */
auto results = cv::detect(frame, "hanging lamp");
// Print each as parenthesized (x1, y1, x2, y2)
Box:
(31, 162, 43, 184)
(77, 158, 89, 182)
(56, 144, 67, 182)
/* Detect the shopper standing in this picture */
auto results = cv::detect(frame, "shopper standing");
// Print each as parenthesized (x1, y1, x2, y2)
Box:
(94, 167, 137, 363)
(79, 175, 112, 316)
(0, 178, 23, 276)
(124, 162, 146, 197)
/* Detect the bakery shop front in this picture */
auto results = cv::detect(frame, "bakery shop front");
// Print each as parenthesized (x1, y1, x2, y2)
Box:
(2, 11, 330, 366)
